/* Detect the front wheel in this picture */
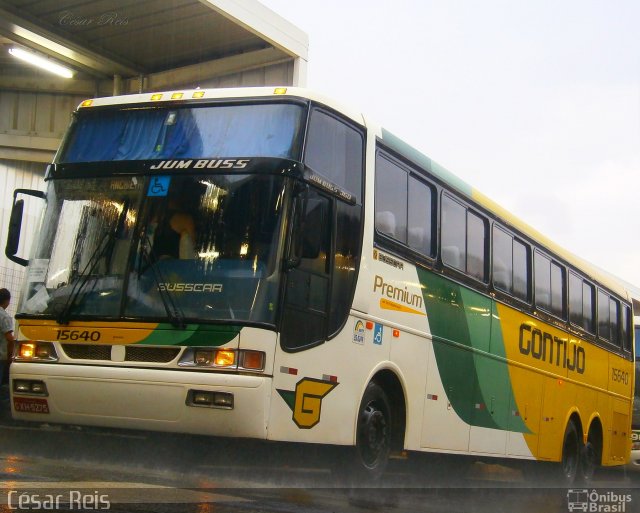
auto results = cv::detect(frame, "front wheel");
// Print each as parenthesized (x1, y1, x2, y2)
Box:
(355, 382, 392, 481)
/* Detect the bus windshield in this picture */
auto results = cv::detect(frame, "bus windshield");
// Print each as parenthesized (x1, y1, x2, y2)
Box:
(57, 102, 304, 162)
(19, 173, 287, 326)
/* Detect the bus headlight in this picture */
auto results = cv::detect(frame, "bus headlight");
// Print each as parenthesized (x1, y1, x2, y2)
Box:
(14, 342, 58, 362)
(179, 348, 264, 372)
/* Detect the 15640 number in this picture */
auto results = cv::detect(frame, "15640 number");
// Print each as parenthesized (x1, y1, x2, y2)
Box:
(55, 329, 101, 342)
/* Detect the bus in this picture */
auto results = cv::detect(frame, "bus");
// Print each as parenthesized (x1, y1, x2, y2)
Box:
(5, 87, 634, 483)
(630, 315, 640, 472)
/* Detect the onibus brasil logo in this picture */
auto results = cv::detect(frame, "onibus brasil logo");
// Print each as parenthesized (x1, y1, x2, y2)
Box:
(277, 378, 338, 429)
(567, 489, 632, 512)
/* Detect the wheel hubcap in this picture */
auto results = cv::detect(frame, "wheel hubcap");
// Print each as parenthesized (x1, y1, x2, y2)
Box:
(360, 403, 388, 466)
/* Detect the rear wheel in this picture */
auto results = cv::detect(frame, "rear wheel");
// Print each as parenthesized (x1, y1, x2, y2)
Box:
(579, 439, 598, 482)
(561, 421, 581, 484)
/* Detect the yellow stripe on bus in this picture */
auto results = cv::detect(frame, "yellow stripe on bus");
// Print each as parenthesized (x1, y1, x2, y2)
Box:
(19, 320, 160, 345)
(379, 298, 426, 316)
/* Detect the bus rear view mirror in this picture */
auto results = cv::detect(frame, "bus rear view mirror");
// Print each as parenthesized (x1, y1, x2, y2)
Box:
(5, 189, 45, 267)
(6, 199, 24, 264)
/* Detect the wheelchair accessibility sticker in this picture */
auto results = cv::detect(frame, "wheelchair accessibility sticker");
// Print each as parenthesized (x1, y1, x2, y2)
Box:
(147, 176, 171, 196)
(373, 323, 383, 345)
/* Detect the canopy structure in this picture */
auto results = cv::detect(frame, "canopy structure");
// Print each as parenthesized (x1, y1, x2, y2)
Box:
(0, 0, 308, 96)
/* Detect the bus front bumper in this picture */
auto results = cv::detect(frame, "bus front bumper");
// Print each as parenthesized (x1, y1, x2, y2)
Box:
(10, 362, 271, 438)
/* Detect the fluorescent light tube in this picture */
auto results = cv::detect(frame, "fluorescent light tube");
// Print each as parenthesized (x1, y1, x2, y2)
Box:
(9, 47, 74, 78)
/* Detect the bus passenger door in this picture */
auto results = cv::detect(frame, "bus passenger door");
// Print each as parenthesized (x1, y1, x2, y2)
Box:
(280, 188, 332, 350)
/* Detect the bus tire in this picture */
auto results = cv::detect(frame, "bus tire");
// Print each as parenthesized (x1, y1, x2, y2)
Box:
(579, 440, 597, 482)
(560, 420, 581, 484)
(354, 381, 392, 481)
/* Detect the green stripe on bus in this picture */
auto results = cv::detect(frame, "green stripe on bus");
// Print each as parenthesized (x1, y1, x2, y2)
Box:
(380, 128, 473, 196)
(417, 269, 529, 433)
(139, 324, 241, 346)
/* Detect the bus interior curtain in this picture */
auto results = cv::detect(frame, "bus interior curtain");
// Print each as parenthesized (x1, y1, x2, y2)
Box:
(61, 110, 202, 162)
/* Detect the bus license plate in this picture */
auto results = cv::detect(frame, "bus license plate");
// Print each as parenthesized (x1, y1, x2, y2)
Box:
(13, 397, 50, 414)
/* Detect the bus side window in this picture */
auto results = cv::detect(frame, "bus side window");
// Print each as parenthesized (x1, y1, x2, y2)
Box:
(375, 153, 407, 244)
(535, 251, 566, 319)
(441, 193, 487, 282)
(304, 107, 363, 203)
(621, 305, 632, 353)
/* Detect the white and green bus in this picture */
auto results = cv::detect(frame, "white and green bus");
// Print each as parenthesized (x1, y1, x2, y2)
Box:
(6, 87, 634, 482)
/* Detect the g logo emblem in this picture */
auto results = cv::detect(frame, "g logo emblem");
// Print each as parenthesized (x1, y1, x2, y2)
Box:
(277, 377, 338, 429)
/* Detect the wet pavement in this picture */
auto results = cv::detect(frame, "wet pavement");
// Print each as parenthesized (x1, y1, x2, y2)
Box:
(0, 384, 638, 512)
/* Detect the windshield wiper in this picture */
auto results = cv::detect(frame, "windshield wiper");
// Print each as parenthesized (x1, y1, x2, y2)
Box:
(138, 233, 187, 329)
(56, 202, 129, 325)
(56, 226, 117, 325)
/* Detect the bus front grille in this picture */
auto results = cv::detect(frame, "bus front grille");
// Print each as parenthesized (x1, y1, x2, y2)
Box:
(125, 346, 181, 363)
(61, 344, 181, 363)
(62, 344, 111, 360)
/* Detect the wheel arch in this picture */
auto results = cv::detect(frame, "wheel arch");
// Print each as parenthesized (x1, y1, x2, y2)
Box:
(370, 368, 407, 452)
(584, 414, 604, 464)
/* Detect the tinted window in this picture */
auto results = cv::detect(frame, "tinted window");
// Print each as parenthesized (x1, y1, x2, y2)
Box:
(493, 226, 530, 301)
(375, 151, 435, 259)
(441, 195, 466, 272)
(569, 272, 582, 326)
(513, 240, 529, 301)
(304, 108, 364, 203)
(441, 194, 487, 281)
(61, 103, 305, 162)
(582, 281, 595, 333)
(467, 212, 486, 281)
(598, 290, 610, 340)
(375, 154, 407, 243)
(330, 200, 361, 336)
(281, 190, 331, 350)
(535, 252, 551, 311)
(493, 226, 512, 292)
(621, 306, 631, 353)
(609, 298, 620, 346)
(550, 261, 565, 318)
(408, 175, 434, 256)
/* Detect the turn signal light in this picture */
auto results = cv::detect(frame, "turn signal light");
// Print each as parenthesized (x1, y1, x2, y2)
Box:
(15, 341, 58, 362)
(19, 343, 35, 359)
(214, 350, 235, 367)
(241, 350, 265, 371)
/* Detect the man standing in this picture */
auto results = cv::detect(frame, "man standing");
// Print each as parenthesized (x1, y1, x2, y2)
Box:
(0, 288, 15, 385)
